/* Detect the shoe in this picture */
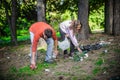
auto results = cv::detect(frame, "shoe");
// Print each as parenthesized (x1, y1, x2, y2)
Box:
(28, 53, 31, 57)
(69, 53, 74, 57)
(45, 59, 54, 63)
(64, 54, 69, 59)
(69, 56, 73, 59)
(52, 54, 57, 59)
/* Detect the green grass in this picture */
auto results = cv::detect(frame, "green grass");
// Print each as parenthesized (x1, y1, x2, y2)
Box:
(92, 66, 101, 75)
(95, 58, 104, 66)
(114, 49, 120, 53)
(8, 62, 57, 79)
(0, 32, 60, 47)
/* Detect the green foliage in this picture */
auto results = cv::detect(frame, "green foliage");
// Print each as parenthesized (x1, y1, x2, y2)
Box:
(89, 6, 104, 32)
(17, 17, 33, 30)
(17, 35, 29, 41)
(46, 11, 72, 32)
(56, 32, 61, 37)
(0, 0, 105, 46)
(89, 0, 104, 12)
(46, 0, 77, 31)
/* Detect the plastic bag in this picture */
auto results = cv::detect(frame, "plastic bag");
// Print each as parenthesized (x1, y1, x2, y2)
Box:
(58, 38, 70, 51)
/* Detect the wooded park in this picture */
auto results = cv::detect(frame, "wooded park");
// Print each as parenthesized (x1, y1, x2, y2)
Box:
(0, 0, 120, 80)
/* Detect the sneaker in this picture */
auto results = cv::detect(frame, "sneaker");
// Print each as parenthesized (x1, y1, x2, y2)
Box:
(45, 59, 54, 63)
(64, 54, 69, 59)
(69, 56, 73, 59)
(69, 53, 74, 57)
(28, 53, 31, 57)
(52, 54, 57, 59)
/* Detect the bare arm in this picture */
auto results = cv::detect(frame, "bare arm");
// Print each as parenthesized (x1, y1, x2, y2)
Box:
(54, 39, 58, 55)
(31, 52, 36, 64)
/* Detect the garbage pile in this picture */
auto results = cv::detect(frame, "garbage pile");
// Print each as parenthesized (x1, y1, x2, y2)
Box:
(80, 41, 111, 52)
(80, 43, 102, 52)
(73, 51, 88, 62)
(73, 41, 111, 62)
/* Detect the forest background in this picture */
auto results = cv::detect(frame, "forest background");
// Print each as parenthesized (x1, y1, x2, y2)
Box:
(0, 0, 106, 46)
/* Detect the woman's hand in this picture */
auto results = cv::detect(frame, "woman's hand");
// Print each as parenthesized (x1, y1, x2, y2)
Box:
(77, 47, 83, 53)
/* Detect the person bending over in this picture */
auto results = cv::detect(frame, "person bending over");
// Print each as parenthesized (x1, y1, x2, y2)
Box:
(29, 22, 58, 69)
(59, 20, 83, 58)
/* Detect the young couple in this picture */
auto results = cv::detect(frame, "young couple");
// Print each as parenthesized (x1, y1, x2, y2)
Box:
(29, 20, 83, 69)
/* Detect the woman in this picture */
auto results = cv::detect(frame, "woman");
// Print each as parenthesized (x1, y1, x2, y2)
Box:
(59, 20, 82, 58)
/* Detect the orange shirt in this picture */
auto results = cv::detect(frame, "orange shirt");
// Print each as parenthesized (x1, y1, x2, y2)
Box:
(29, 22, 57, 52)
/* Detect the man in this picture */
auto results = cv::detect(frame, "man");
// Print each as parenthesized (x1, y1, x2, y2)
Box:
(29, 22, 58, 69)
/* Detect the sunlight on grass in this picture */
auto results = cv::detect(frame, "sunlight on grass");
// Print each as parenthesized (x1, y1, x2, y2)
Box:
(17, 35, 29, 41)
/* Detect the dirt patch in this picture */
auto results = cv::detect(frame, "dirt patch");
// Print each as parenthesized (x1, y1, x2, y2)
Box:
(0, 34, 120, 80)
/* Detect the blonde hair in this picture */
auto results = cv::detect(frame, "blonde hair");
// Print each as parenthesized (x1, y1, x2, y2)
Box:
(70, 20, 81, 36)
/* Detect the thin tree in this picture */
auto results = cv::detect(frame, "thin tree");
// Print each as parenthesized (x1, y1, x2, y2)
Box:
(3, 0, 18, 45)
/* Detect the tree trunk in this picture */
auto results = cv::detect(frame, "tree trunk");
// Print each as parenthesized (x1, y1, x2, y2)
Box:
(113, 0, 120, 36)
(37, 0, 46, 47)
(3, 0, 18, 45)
(105, 0, 113, 34)
(11, 0, 18, 45)
(37, 0, 46, 21)
(78, 0, 89, 40)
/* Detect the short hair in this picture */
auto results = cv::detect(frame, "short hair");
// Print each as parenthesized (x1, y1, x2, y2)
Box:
(44, 29, 53, 38)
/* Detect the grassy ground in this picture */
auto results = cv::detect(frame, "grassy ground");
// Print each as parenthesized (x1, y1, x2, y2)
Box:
(0, 33, 120, 80)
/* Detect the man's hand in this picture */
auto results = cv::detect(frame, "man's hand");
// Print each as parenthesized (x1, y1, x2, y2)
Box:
(30, 59, 36, 70)
(30, 63, 37, 70)
(54, 50, 58, 56)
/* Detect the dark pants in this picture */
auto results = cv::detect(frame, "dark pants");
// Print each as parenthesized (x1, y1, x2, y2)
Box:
(59, 28, 75, 56)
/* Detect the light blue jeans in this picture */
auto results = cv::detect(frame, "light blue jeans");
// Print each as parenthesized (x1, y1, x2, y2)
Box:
(30, 32, 54, 63)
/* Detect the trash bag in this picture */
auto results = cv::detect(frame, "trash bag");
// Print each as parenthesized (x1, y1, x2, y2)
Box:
(90, 43, 102, 50)
(80, 43, 102, 52)
(58, 37, 70, 51)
